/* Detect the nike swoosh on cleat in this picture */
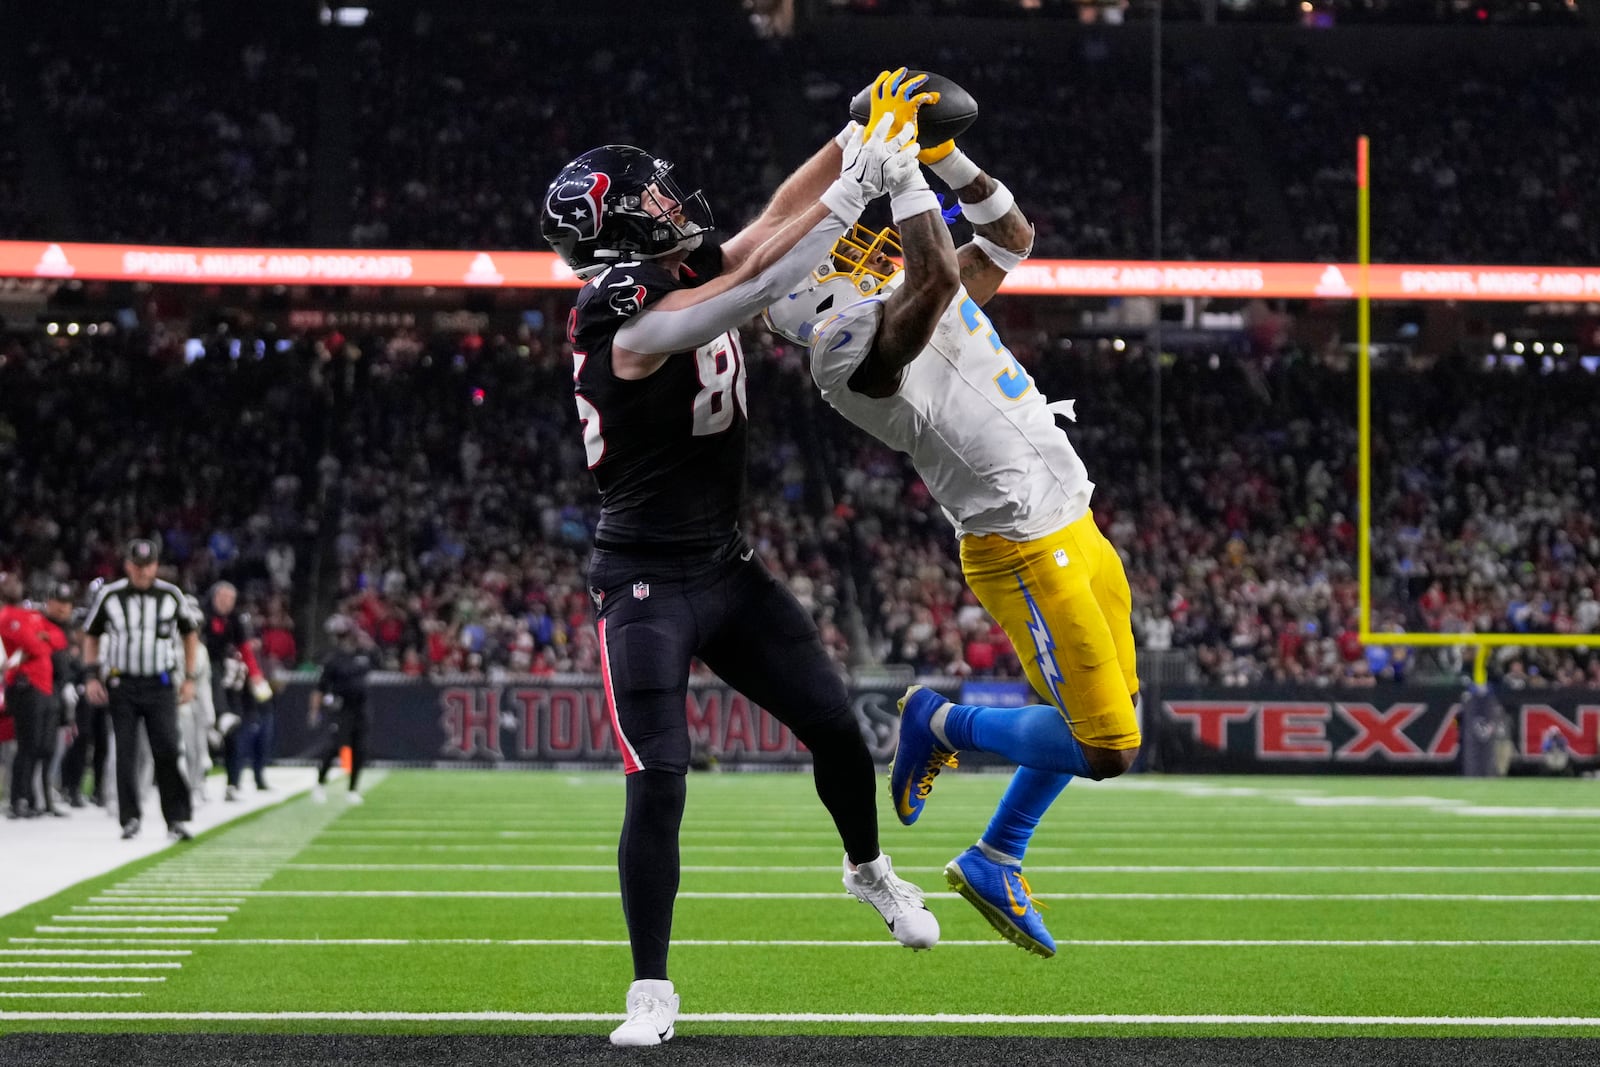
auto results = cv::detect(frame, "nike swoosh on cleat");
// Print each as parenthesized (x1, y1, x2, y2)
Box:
(1004, 876, 1028, 917)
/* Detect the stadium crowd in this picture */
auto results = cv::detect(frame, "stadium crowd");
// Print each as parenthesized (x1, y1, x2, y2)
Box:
(5, 321, 1598, 690)
(5, 4, 1598, 267)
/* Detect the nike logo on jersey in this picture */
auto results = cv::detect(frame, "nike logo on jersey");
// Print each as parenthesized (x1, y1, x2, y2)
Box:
(740, 548, 754, 562)
(828, 330, 853, 352)
(607, 274, 636, 289)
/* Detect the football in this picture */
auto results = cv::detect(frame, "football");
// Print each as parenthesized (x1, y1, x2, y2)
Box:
(848, 70, 978, 148)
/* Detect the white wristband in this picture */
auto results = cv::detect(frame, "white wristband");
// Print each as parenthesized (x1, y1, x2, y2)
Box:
(819, 179, 865, 224)
(927, 146, 980, 190)
(961, 181, 1015, 225)
(891, 187, 941, 223)
(972, 233, 1030, 273)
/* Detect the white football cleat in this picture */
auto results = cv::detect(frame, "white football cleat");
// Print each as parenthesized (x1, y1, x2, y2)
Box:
(310, 785, 326, 804)
(843, 853, 940, 949)
(345, 790, 364, 805)
(609, 978, 678, 1046)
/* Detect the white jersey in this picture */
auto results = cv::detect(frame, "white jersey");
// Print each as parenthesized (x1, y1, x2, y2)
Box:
(809, 288, 1092, 540)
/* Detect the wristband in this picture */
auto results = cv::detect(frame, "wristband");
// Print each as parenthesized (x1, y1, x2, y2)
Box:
(960, 180, 1015, 225)
(972, 233, 1031, 273)
(926, 145, 980, 190)
(891, 187, 941, 223)
(820, 179, 866, 225)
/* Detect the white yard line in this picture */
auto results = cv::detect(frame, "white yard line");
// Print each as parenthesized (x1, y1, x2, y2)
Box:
(275, 863, 1600, 875)
(13, 936, 1600, 948)
(48, 921, 232, 927)
(0, 976, 167, 983)
(0, 1009, 1595, 1026)
(33, 926, 220, 934)
(0, 949, 191, 956)
(0, 993, 144, 999)
(0, 962, 181, 969)
(68, 889, 1600, 902)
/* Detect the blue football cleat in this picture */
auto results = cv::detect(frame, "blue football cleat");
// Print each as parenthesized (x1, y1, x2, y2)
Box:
(945, 845, 1056, 958)
(890, 686, 958, 826)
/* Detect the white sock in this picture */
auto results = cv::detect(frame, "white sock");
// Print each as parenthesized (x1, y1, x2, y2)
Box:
(929, 702, 956, 749)
(977, 839, 1022, 867)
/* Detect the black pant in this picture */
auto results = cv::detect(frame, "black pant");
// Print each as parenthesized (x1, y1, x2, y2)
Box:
(6, 681, 47, 811)
(61, 702, 111, 803)
(317, 696, 369, 790)
(109, 674, 192, 828)
(220, 685, 274, 788)
(591, 534, 879, 981)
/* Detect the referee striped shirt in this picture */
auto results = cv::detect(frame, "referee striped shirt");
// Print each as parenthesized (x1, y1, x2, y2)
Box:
(84, 578, 199, 677)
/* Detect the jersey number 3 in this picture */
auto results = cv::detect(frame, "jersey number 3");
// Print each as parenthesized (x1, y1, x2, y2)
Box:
(959, 297, 1030, 400)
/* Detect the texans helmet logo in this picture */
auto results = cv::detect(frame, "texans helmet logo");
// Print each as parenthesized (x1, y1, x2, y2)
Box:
(609, 283, 646, 316)
(546, 172, 610, 239)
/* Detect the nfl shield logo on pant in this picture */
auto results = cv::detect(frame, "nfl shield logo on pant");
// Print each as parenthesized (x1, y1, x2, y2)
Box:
(632, 581, 650, 600)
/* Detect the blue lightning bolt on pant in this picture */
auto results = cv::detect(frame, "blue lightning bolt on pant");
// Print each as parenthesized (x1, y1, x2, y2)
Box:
(948, 510, 1143, 861)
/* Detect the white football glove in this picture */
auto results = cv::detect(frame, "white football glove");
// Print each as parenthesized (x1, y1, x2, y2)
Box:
(821, 115, 914, 222)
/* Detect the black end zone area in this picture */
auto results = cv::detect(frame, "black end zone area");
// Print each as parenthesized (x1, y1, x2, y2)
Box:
(2, 1035, 1597, 1067)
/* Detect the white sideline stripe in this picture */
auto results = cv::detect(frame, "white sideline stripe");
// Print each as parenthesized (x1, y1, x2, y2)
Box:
(49, 921, 230, 927)
(0, 976, 167, 983)
(34, 927, 219, 934)
(277, 863, 1600, 875)
(311, 828, 1597, 839)
(298, 842, 1600, 855)
(1, 1010, 1597, 1026)
(0, 949, 191, 956)
(72, 906, 240, 913)
(0, 993, 144, 999)
(0, 962, 181, 969)
(90, 898, 245, 906)
(74, 889, 1600, 902)
(12, 937, 1600, 949)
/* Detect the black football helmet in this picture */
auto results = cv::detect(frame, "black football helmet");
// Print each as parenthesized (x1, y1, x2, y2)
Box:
(542, 145, 714, 279)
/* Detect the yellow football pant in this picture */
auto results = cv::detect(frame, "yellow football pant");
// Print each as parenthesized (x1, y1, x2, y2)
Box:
(959, 510, 1141, 752)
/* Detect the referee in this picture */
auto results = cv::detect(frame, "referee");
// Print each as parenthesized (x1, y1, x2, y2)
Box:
(83, 539, 200, 841)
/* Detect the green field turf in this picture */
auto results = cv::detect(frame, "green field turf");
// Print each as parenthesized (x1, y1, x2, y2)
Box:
(2, 769, 1598, 1038)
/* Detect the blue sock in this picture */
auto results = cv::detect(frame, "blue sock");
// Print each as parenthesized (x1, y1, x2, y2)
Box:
(939, 702, 1094, 778)
(981, 766, 1072, 863)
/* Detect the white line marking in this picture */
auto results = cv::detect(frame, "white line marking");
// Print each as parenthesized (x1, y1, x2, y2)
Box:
(0, 962, 182, 969)
(51, 915, 231, 923)
(89, 898, 245, 906)
(310, 828, 1597, 839)
(34, 927, 219, 934)
(276, 863, 1600, 875)
(0, 1010, 1596, 1026)
(0, 949, 191, 956)
(0, 976, 168, 983)
(0, 993, 145, 999)
(11, 937, 1600, 949)
(293, 842, 1600, 854)
(75, 890, 1600, 902)
(72, 906, 240, 913)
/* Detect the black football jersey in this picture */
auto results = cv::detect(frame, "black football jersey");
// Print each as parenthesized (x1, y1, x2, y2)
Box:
(317, 648, 372, 700)
(570, 238, 750, 551)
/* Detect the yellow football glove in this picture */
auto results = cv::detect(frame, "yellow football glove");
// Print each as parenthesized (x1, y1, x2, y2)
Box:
(917, 140, 958, 165)
(867, 68, 940, 141)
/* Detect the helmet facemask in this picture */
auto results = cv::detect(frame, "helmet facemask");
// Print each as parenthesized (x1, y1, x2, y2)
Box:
(762, 223, 905, 344)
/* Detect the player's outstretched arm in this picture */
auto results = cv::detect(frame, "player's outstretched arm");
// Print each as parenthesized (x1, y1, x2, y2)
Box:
(615, 118, 912, 367)
(722, 70, 935, 271)
(920, 142, 1034, 307)
(846, 147, 959, 399)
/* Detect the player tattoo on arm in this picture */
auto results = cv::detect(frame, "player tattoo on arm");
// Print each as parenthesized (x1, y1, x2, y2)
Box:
(848, 210, 960, 399)
(954, 171, 1036, 307)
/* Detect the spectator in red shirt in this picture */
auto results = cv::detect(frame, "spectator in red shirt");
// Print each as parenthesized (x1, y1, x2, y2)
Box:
(2, 573, 64, 819)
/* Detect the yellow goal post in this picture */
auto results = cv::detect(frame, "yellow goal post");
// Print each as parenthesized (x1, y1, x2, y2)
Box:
(1354, 135, 1597, 686)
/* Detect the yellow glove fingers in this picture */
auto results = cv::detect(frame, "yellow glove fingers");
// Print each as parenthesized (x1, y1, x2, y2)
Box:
(917, 140, 957, 165)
